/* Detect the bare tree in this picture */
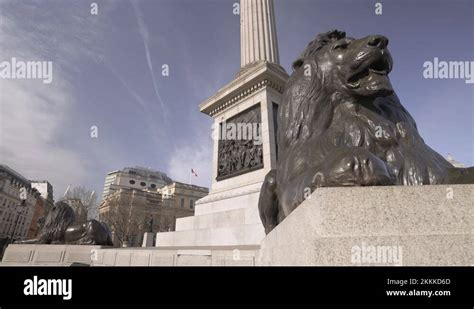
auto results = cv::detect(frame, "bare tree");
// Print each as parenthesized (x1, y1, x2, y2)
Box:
(100, 195, 147, 247)
(63, 186, 98, 219)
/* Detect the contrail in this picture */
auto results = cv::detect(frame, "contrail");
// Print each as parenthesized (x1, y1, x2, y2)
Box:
(131, 0, 167, 117)
(103, 58, 147, 111)
(101, 58, 175, 149)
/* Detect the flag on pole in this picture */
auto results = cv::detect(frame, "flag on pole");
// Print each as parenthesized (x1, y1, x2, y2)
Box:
(191, 168, 198, 177)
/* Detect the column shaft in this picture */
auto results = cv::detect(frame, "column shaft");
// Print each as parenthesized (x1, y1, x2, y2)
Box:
(240, 0, 280, 67)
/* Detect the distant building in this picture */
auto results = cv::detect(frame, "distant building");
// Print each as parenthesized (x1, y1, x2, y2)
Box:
(30, 180, 54, 215)
(101, 166, 172, 202)
(27, 195, 45, 239)
(0, 165, 38, 241)
(447, 154, 465, 168)
(99, 179, 208, 247)
(160, 182, 209, 211)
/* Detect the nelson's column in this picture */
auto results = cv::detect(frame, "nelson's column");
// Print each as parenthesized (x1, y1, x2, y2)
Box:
(155, 0, 288, 249)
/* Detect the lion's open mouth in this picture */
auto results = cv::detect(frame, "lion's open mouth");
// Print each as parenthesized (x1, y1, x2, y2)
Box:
(347, 55, 392, 89)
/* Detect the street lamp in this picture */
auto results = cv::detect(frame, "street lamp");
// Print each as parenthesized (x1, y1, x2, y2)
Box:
(9, 199, 27, 243)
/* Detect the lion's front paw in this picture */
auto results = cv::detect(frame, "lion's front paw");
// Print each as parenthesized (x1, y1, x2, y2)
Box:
(324, 149, 395, 186)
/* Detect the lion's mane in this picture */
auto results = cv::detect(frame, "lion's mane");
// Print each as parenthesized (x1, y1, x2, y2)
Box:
(38, 201, 76, 244)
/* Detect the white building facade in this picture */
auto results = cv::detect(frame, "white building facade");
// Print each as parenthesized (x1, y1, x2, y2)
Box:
(101, 166, 172, 202)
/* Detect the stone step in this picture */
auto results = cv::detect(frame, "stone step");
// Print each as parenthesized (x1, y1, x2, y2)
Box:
(194, 187, 261, 216)
(175, 205, 261, 231)
(156, 224, 265, 248)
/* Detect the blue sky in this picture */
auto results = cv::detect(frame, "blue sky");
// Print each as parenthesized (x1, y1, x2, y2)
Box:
(0, 0, 472, 200)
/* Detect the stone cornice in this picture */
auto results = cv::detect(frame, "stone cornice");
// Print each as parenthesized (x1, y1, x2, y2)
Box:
(199, 61, 289, 117)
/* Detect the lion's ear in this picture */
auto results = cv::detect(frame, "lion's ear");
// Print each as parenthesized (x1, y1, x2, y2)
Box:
(292, 58, 304, 71)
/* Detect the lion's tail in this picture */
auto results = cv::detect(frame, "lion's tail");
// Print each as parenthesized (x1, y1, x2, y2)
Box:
(258, 170, 280, 235)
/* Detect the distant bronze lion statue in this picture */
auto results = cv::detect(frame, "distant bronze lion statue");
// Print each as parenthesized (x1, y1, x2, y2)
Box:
(18, 201, 113, 246)
(259, 30, 474, 234)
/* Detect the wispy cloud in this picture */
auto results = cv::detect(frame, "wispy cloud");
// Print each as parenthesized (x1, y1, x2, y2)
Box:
(0, 1, 118, 197)
(101, 57, 173, 149)
(0, 3, 88, 196)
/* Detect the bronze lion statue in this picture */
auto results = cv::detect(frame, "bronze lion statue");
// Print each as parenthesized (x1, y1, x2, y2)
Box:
(259, 30, 474, 234)
(18, 201, 113, 245)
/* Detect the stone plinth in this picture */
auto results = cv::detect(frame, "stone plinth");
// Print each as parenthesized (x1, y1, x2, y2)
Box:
(156, 60, 287, 249)
(142, 232, 154, 247)
(1, 244, 105, 266)
(258, 185, 473, 266)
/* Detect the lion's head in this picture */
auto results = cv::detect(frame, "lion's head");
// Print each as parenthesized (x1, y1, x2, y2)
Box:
(293, 29, 393, 98)
(279, 30, 396, 149)
(39, 201, 75, 244)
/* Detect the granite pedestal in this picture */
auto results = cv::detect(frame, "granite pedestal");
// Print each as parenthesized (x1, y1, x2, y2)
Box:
(258, 185, 473, 266)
